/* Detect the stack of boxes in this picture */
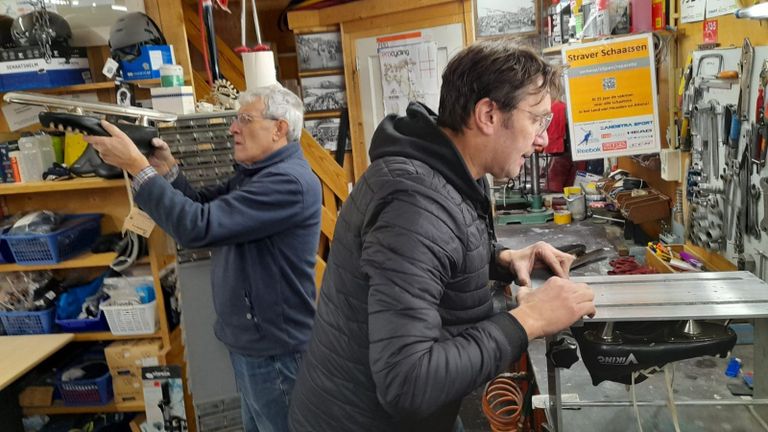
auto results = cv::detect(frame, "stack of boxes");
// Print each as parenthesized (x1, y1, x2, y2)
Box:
(104, 339, 163, 406)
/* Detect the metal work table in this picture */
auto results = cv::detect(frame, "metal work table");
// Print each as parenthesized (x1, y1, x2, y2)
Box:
(492, 221, 768, 432)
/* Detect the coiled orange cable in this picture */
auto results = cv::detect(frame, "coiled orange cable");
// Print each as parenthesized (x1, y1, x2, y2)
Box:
(482, 374, 525, 432)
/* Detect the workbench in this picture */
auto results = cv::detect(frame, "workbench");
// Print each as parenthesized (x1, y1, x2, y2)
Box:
(490, 221, 768, 432)
(0, 334, 74, 391)
(0, 333, 74, 432)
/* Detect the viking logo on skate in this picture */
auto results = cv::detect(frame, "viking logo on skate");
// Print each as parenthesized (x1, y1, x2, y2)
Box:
(597, 353, 639, 365)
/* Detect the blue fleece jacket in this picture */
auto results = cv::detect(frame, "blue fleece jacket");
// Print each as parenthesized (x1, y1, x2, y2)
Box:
(134, 142, 322, 357)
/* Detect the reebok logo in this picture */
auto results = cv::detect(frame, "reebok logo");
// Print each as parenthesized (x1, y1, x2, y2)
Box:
(597, 353, 639, 366)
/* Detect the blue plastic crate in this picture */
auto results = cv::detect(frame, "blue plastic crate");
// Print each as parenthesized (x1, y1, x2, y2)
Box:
(2, 214, 102, 265)
(55, 309, 109, 332)
(0, 224, 15, 264)
(0, 307, 55, 334)
(57, 362, 113, 406)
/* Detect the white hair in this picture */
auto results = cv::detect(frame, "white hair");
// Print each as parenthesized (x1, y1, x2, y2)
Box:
(239, 84, 304, 142)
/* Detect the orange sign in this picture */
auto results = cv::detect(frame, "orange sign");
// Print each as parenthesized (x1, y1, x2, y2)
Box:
(562, 34, 660, 161)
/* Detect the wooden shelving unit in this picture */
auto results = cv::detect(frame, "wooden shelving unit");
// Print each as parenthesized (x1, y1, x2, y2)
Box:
(0, 0, 198, 423)
(72, 331, 163, 342)
(1, 79, 163, 97)
(0, 252, 117, 272)
(23, 400, 145, 416)
(0, 178, 125, 196)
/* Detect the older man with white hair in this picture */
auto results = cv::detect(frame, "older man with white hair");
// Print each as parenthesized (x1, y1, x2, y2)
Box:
(86, 84, 322, 432)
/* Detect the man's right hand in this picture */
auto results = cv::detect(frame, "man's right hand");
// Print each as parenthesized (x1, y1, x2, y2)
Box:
(148, 137, 177, 176)
(509, 277, 595, 340)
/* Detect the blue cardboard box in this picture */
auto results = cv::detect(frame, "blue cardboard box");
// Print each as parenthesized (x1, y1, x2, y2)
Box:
(120, 45, 175, 81)
(0, 47, 91, 91)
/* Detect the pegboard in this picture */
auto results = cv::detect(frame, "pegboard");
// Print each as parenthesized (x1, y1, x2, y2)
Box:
(688, 44, 768, 275)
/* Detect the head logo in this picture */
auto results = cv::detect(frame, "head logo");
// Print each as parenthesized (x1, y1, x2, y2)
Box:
(597, 353, 639, 366)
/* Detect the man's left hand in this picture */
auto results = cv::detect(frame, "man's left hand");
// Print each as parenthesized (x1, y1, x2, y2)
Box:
(83, 120, 149, 176)
(498, 241, 574, 287)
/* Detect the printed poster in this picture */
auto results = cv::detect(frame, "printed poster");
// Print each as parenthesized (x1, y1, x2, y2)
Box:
(705, 0, 738, 18)
(562, 34, 660, 161)
(377, 32, 439, 117)
(681, 0, 707, 23)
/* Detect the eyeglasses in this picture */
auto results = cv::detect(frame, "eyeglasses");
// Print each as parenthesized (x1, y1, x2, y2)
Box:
(518, 108, 554, 136)
(234, 112, 280, 126)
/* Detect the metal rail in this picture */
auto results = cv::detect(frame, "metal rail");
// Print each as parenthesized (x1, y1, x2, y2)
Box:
(3, 92, 177, 125)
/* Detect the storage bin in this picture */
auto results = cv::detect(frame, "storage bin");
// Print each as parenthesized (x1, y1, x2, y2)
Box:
(0, 223, 16, 263)
(2, 213, 102, 265)
(55, 276, 107, 332)
(102, 300, 158, 336)
(57, 362, 113, 406)
(55, 309, 109, 332)
(0, 307, 55, 335)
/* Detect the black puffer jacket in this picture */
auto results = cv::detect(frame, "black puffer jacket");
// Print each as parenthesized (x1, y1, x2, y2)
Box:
(288, 103, 528, 432)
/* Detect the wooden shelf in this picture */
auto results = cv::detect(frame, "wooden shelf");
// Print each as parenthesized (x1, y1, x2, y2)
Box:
(0, 178, 125, 196)
(543, 45, 564, 56)
(1, 79, 164, 96)
(542, 30, 676, 57)
(305, 110, 342, 120)
(23, 400, 145, 415)
(0, 252, 116, 272)
(71, 331, 163, 342)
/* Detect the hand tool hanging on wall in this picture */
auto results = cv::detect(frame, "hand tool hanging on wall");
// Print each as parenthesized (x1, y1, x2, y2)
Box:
(749, 184, 761, 239)
(760, 177, 768, 232)
(756, 60, 768, 170)
(201, 0, 221, 82)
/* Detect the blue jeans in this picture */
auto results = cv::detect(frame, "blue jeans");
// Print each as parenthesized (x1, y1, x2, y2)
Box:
(230, 351, 303, 432)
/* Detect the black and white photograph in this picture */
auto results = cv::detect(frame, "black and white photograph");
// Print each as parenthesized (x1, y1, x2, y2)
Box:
(301, 75, 347, 113)
(296, 32, 343, 72)
(475, 0, 538, 38)
(305, 117, 341, 151)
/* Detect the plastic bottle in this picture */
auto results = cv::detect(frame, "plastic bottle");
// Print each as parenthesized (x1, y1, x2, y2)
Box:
(37, 135, 55, 174)
(560, 0, 572, 43)
(631, 0, 653, 32)
(595, 0, 611, 36)
(17, 136, 41, 182)
(581, 0, 595, 38)
(17, 135, 55, 182)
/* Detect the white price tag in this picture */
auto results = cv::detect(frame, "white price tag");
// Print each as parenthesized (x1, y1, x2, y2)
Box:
(122, 207, 156, 238)
(102, 58, 119, 79)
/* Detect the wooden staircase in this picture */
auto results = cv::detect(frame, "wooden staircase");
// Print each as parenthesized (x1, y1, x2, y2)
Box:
(182, 1, 247, 97)
(300, 130, 349, 289)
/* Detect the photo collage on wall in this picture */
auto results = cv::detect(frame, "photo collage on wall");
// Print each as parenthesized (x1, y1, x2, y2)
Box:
(297, 31, 347, 152)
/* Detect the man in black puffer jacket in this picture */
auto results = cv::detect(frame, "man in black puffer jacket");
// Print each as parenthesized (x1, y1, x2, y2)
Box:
(289, 40, 596, 432)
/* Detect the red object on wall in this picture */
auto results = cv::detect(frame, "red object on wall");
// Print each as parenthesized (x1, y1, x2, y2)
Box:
(544, 100, 567, 154)
(703, 19, 718, 45)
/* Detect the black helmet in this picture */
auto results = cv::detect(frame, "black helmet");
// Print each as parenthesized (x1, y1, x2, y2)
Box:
(0, 15, 14, 48)
(109, 12, 166, 61)
(11, 11, 72, 48)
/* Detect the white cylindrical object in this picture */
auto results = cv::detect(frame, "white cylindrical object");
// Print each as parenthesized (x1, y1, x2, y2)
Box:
(735, 3, 768, 19)
(243, 51, 277, 90)
(159, 64, 184, 87)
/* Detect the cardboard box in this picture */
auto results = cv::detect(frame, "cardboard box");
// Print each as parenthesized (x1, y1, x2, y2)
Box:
(18, 386, 54, 407)
(112, 373, 144, 403)
(150, 86, 195, 115)
(120, 45, 175, 81)
(105, 339, 162, 375)
(0, 46, 91, 91)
